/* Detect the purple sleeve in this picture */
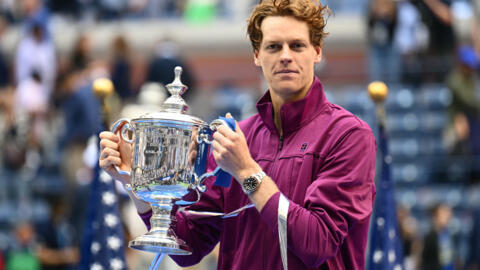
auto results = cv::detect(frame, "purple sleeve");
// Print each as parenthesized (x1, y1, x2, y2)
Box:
(259, 127, 377, 267)
(138, 154, 225, 267)
(139, 210, 153, 230)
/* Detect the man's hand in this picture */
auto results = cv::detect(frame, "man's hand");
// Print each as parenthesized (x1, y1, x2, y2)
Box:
(211, 114, 262, 183)
(99, 131, 132, 185)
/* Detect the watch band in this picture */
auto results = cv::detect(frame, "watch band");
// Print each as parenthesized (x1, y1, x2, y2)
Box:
(242, 170, 266, 195)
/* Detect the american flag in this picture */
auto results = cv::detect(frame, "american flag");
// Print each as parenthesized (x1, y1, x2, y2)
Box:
(367, 125, 404, 270)
(79, 158, 127, 270)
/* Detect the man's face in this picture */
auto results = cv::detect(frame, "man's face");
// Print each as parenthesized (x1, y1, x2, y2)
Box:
(254, 16, 322, 103)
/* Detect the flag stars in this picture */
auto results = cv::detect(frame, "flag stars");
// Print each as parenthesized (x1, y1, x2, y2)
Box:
(104, 214, 119, 228)
(110, 258, 124, 270)
(102, 192, 116, 206)
(377, 217, 385, 228)
(388, 250, 396, 263)
(373, 250, 383, 263)
(389, 229, 396, 239)
(91, 263, 103, 270)
(91, 242, 101, 254)
(100, 172, 112, 183)
(394, 264, 403, 270)
(107, 236, 122, 250)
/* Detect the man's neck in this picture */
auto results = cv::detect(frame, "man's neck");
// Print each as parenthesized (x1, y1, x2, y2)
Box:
(271, 94, 284, 136)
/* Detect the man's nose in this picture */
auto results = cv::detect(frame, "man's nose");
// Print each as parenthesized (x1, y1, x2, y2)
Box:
(280, 46, 292, 65)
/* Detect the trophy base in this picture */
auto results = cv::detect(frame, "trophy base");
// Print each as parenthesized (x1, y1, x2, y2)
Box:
(129, 231, 192, 255)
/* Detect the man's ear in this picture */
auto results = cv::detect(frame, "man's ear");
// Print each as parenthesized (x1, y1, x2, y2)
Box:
(254, 50, 261, 66)
(314, 46, 322, 63)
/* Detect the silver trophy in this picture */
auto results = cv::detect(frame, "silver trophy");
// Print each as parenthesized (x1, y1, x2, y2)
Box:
(111, 66, 233, 255)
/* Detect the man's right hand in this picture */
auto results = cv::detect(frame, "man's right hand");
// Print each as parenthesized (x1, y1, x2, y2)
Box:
(99, 131, 132, 185)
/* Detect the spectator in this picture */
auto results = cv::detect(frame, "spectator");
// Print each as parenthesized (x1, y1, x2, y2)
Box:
(0, 17, 10, 88)
(35, 195, 79, 270)
(97, 0, 127, 20)
(398, 205, 422, 270)
(421, 203, 458, 270)
(15, 22, 56, 103)
(473, 0, 480, 52)
(367, 0, 399, 84)
(394, 0, 428, 85)
(0, 251, 4, 270)
(6, 222, 40, 270)
(47, 0, 80, 18)
(146, 39, 195, 102)
(444, 46, 480, 156)
(467, 208, 480, 270)
(20, 0, 49, 33)
(110, 35, 133, 101)
(416, 0, 456, 81)
(70, 34, 91, 72)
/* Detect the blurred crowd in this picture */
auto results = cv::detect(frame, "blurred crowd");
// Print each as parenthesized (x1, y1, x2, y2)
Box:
(368, 0, 480, 170)
(0, 0, 477, 269)
(0, 0, 258, 23)
(366, 0, 480, 269)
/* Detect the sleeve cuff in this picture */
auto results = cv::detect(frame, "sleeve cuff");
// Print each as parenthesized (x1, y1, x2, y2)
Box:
(259, 191, 281, 233)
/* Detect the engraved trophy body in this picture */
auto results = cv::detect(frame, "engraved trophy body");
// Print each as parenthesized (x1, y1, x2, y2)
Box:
(111, 67, 233, 255)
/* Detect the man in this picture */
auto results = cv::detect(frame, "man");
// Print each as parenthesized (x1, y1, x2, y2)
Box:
(99, 0, 377, 269)
(421, 203, 457, 270)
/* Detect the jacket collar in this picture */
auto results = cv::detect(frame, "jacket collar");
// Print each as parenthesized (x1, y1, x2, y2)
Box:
(256, 77, 328, 136)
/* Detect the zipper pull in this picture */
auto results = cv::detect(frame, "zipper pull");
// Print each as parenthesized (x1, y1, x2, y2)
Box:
(278, 135, 284, 151)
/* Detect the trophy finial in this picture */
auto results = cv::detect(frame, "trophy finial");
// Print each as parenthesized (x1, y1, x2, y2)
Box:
(166, 66, 188, 97)
(174, 66, 182, 80)
(162, 66, 189, 113)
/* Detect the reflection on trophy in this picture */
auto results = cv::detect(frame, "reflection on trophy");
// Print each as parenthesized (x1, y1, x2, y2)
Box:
(111, 66, 233, 255)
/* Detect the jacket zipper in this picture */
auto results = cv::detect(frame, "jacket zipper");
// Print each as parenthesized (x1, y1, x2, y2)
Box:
(278, 135, 284, 151)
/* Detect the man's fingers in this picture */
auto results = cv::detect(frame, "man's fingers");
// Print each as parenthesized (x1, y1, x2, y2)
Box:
(99, 131, 120, 142)
(188, 150, 198, 165)
(100, 139, 119, 151)
(100, 148, 120, 159)
(213, 130, 229, 145)
(211, 140, 227, 154)
(216, 125, 237, 138)
(99, 156, 122, 169)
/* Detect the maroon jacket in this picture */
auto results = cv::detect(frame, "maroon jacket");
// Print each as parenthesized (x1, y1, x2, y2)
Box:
(141, 77, 377, 269)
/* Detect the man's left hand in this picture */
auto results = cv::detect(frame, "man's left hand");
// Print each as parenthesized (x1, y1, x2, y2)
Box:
(212, 113, 262, 183)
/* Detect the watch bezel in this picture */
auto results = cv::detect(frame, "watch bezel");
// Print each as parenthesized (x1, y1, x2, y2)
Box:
(243, 176, 259, 194)
(242, 171, 265, 195)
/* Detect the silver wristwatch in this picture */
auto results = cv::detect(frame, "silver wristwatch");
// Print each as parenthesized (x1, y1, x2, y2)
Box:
(242, 171, 266, 195)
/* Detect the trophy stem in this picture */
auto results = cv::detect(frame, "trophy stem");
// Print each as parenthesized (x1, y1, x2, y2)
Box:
(129, 196, 192, 255)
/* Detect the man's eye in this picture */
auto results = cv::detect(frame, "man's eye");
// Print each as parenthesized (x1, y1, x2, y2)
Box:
(291, 43, 305, 49)
(266, 44, 279, 50)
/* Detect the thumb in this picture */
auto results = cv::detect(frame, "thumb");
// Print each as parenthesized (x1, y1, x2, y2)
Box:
(225, 112, 233, 118)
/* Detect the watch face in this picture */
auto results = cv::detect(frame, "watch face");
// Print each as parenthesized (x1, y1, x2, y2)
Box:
(243, 177, 258, 193)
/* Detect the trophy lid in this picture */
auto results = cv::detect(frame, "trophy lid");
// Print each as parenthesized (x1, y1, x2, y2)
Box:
(133, 66, 206, 126)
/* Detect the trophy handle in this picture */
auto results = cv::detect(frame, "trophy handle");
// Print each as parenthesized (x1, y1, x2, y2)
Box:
(196, 117, 236, 190)
(110, 118, 134, 176)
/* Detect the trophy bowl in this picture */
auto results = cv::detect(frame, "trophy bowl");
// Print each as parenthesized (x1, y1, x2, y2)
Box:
(111, 67, 232, 255)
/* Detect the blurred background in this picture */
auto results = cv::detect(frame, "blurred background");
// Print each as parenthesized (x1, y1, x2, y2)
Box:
(0, 0, 478, 269)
